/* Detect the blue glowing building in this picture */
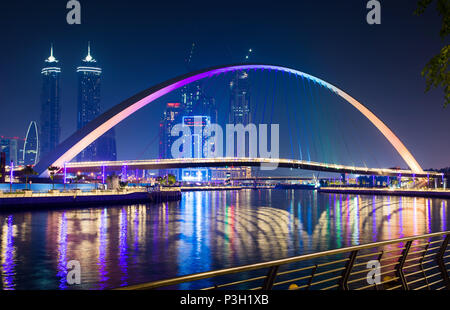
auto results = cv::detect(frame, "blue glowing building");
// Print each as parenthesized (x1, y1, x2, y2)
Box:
(40, 45, 61, 159)
(76, 43, 116, 162)
(23, 121, 39, 166)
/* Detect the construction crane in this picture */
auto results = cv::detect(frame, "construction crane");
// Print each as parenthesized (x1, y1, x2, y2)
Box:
(244, 48, 253, 62)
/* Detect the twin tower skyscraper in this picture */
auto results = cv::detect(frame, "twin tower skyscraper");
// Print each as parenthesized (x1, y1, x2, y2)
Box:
(39, 43, 117, 164)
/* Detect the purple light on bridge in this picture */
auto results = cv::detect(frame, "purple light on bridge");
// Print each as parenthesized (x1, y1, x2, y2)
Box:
(102, 165, 106, 184)
(63, 163, 67, 185)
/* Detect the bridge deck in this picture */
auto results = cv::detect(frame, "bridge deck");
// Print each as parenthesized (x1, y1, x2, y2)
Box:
(60, 158, 442, 178)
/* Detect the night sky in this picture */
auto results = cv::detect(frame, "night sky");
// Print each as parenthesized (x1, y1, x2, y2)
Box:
(0, 0, 448, 170)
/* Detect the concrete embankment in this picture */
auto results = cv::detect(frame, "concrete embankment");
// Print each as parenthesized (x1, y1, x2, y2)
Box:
(0, 189, 181, 211)
(318, 187, 450, 199)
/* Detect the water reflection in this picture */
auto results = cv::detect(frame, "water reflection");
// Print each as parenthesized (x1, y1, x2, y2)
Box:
(0, 189, 448, 289)
(56, 212, 68, 289)
(1, 215, 16, 289)
(98, 209, 108, 288)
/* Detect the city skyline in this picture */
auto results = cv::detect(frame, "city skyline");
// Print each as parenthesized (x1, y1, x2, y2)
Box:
(0, 0, 449, 295)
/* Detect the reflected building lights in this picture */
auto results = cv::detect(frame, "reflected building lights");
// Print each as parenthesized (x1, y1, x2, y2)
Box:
(372, 196, 377, 242)
(1, 216, 16, 289)
(98, 208, 108, 288)
(413, 198, 418, 236)
(352, 196, 360, 245)
(345, 195, 351, 246)
(56, 212, 68, 289)
(297, 201, 304, 249)
(386, 196, 392, 239)
(398, 197, 403, 237)
(334, 195, 342, 248)
(118, 208, 128, 286)
(289, 200, 295, 256)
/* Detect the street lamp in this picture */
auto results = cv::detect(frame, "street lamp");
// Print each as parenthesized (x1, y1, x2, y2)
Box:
(63, 162, 67, 191)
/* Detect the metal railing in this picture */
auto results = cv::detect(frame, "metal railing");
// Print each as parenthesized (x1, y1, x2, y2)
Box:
(117, 231, 450, 290)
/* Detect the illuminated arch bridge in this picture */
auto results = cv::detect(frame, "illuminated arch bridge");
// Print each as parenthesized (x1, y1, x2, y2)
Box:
(33, 63, 429, 177)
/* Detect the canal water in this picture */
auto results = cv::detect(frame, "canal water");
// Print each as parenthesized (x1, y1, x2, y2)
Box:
(0, 189, 448, 289)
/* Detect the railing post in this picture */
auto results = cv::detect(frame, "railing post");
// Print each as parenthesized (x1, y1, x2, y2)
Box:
(374, 250, 384, 290)
(305, 264, 318, 290)
(395, 240, 412, 290)
(262, 266, 279, 290)
(420, 242, 434, 290)
(436, 234, 450, 289)
(339, 250, 358, 290)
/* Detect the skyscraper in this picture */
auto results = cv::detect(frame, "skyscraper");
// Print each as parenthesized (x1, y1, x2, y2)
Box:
(0, 152, 5, 183)
(180, 83, 198, 116)
(76, 42, 102, 162)
(179, 81, 217, 182)
(159, 102, 182, 178)
(229, 70, 251, 126)
(181, 82, 217, 123)
(0, 138, 13, 164)
(0, 136, 23, 165)
(17, 140, 25, 166)
(180, 115, 212, 182)
(159, 103, 181, 159)
(23, 121, 39, 166)
(40, 45, 61, 159)
(97, 127, 117, 162)
(182, 115, 211, 159)
(226, 69, 253, 178)
(76, 42, 117, 162)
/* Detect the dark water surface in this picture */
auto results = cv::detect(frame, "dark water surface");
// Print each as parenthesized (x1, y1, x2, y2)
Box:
(0, 189, 448, 289)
